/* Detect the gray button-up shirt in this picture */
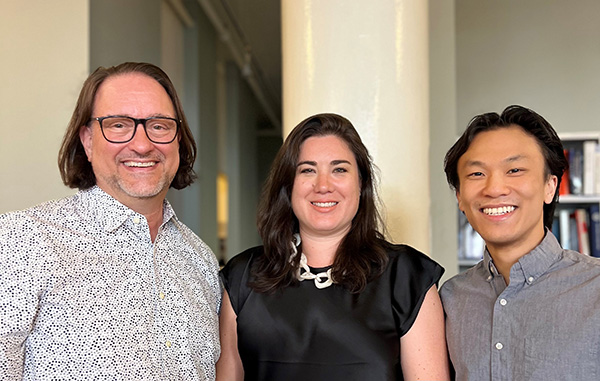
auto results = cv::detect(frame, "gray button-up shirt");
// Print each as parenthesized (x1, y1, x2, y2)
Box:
(441, 232, 600, 381)
(0, 186, 221, 380)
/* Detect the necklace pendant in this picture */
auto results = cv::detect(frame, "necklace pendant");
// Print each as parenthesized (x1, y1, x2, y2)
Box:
(314, 269, 334, 289)
(291, 234, 334, 289)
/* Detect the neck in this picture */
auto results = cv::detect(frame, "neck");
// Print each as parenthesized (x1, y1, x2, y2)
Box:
(118, 194, 166, 243)
(143, 204, 165, 242)
(300, 232, 346, 267)
(487, 230, 546, 284)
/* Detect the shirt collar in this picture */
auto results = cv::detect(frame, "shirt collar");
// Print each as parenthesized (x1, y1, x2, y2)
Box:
(78, 186, 176, 233)
(483, 230, 563, 284)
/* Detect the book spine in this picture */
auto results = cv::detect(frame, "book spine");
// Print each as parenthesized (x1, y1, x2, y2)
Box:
(575, 208, 590, 255)
(559, 209, 571, 250)
(559, 149, 571, 196)
(583, 140, 597, 195)
(570, 211, 579, 252)
(589, 204, 600, 257)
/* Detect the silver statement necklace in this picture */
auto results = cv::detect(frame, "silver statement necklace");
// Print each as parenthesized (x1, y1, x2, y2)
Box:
(290, 233, 334, 289)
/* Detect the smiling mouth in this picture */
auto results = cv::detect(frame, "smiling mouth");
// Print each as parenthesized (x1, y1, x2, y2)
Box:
(482, 206, 516, 216)
(124, 161, 156, 168)
(312, 201, 338, 207)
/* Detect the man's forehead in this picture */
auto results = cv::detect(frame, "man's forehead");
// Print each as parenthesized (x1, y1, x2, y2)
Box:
(459, 127, 544, 166)
(93, 73, 175, 116)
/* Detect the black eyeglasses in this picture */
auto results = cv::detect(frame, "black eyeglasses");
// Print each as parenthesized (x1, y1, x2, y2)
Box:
(91, 116, 180, 144)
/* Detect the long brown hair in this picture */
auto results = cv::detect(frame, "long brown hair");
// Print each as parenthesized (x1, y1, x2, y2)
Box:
(58, 62, 197, 190)
(252, 113, 389, 293)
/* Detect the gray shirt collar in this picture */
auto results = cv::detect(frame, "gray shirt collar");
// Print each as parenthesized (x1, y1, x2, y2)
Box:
(483, 230, 563, 285)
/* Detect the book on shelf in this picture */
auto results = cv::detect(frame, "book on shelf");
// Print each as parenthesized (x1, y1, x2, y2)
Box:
(575, 208, 590, 255)
(583, 140, 597, 196)
(569, 211, 579, 253)
(559, 149, 570, 196)
(569, 146, 584, 195)
(558, 209, 571, 250)
(458, 212, 485, 260)
(556, 206, 600, 256)
(589, 204, 600, 258)
(560, 134, 600, 197)
(595, 145, 600, 195)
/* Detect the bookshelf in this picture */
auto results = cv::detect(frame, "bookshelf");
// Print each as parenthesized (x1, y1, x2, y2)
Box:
(553, 132, 600, 257)
(457, 132, 600, 272)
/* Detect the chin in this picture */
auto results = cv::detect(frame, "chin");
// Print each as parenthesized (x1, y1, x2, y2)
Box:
(121, 184, 167, 199)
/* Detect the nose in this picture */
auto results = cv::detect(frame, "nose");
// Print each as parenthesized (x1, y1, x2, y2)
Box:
(314, 172, 333, 193)
(482, 172, 510, 198)
(128, 122, 154, 153)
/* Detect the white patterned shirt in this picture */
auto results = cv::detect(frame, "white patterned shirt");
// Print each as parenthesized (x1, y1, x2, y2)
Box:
(0, 186, 221, 380)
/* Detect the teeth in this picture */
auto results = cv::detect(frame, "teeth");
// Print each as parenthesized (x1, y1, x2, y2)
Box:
(482, 206, 515, 216)
(125, 161, 155, 167)
(312, 202, 337, 207)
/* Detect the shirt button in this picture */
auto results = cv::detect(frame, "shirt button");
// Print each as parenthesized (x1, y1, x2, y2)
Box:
(486, 275, 493, 281)
(165, 341, 172, 348)
(133, 217, 141, 224)
(499, 298, 507, 306)
(495, 342, 503, 350)
(528, 276, 534, 283)
(159, 292, 165, 300)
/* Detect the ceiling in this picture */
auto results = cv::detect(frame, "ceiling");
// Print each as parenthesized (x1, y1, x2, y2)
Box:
(200, 0, 282, 127)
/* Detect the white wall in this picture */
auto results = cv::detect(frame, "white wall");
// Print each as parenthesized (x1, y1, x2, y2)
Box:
(0, 1, 89, 213)
(456, 0, 600, 133)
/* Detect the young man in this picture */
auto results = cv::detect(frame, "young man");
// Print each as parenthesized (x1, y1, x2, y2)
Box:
(0, 63, 221, 380)
(441, 105, 600, 380)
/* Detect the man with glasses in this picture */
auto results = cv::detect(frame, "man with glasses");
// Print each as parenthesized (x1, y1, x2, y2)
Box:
(0, 62, 221, 380)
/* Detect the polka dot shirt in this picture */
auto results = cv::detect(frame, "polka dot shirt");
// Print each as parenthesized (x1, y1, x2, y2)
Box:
(0, 186, 221, 380)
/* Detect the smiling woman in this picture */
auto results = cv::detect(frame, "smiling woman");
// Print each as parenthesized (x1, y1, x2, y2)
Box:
(291, 135, 361, 262)
(216, 113, 450, 381)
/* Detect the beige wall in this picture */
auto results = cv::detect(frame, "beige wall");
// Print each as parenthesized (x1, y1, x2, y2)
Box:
(429, 0, 458, 280)
(456, 0, 600, 134)
(0, 1, 89, 213)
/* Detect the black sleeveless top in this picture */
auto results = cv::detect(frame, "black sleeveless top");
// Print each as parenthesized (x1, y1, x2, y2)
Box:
(220, 243, 444, 381)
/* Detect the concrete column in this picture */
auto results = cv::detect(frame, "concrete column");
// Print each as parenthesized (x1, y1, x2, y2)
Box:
(282, 0, 430, 253)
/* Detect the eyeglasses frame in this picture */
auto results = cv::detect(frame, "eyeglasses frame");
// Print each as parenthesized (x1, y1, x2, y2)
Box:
(90, 115, 181, 144)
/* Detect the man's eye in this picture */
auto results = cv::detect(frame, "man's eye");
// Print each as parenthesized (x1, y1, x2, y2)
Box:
(105, 118, 132, 129)
(468, 172, 483, 177)
(508, 168, 522, 174)
(149, 123, 167, 131)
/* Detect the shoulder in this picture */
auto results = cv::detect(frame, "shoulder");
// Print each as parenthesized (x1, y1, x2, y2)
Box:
(381, 241, 445, 298)
(1, 195, 75, 225)
(439, 261, 485, 301)
(0, 196, 80, 289)
(563, 249, 600, 267)
(0, 195, 79, 251)
(380, 242, 444, 335)
(557, 249, 600, 281)
(384, 242, 444, 278)
(220, 246, 264, 314)
(172, 220, 217, 258)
